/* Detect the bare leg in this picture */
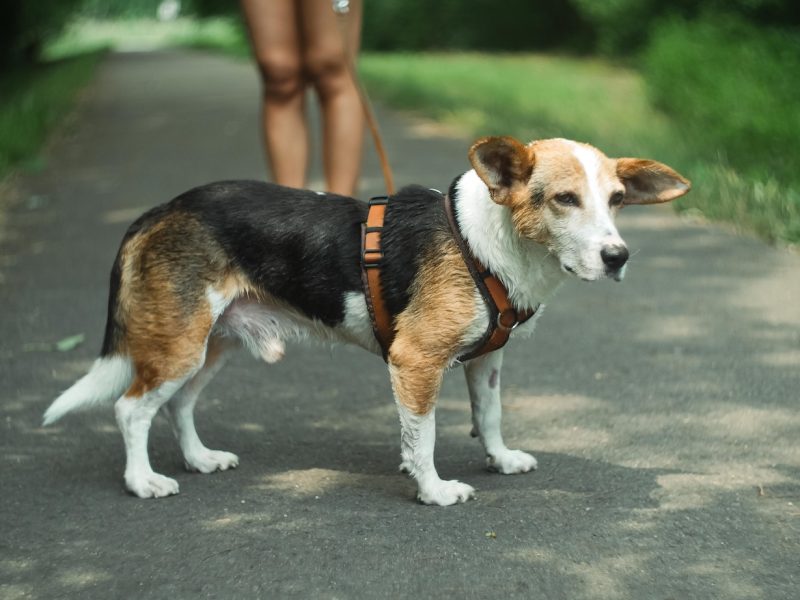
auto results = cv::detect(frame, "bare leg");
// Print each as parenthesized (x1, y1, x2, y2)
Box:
(165, 338, 239, 474)
(464, 350, 537, 474)
(300, 0, 364, 195)
(241, 0, 308, 188)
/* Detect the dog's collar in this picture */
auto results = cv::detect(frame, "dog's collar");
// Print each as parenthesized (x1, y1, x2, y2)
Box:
(360, 192, 537, 364)
(442, 191, 538, 362)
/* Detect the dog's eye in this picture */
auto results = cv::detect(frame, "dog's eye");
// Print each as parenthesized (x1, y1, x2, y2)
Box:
(609, 191, 624, 207)
(554, 192, 580, 207)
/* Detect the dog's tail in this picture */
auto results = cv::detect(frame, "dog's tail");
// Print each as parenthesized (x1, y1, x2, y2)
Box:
(43, 248, 133, 426)
(43, 356, 133, 426)
(43, 229, 136, 427)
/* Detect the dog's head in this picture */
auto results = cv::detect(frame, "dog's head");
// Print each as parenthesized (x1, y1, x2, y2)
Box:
(468, 136, 691, 281)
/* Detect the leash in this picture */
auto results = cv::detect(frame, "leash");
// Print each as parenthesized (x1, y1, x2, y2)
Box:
(333, 0, 395, 196)
(360, 191, 538, 363)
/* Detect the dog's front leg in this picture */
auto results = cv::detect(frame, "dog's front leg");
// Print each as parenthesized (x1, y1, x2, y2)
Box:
(389, 353, 475, 506)
(465, 350, 537, 474)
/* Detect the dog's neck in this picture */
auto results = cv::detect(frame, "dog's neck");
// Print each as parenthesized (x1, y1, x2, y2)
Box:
(453, 170, 566, 310)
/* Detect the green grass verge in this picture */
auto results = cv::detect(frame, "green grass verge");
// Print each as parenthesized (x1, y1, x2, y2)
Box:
(358, 52, 799, 245)
(361, 53, 676, 158)
(0, 50, 106, 180)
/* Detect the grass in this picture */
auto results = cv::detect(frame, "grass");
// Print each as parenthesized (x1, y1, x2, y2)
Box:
(357, 52, 800, 246)
(40, 18, 800, 245)
(0, 50, 106, 180)
(360, 53, 676, 159)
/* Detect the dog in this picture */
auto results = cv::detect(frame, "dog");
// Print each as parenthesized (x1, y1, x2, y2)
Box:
(43, 136, 690, 505)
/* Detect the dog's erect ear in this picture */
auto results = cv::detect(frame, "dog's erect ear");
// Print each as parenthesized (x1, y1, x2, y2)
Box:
(616, 158, 691, 205)
(469, 136, 534, 205)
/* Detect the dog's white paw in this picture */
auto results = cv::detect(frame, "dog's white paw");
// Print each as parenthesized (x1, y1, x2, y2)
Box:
(487, 449, 538, 474)
(185, 450, 239, 474)
(125, 471, 180, 498)
(417, 479, 476, 506)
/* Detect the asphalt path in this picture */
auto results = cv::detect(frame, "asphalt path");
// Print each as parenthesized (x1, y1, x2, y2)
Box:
(1, 50, 798, 599)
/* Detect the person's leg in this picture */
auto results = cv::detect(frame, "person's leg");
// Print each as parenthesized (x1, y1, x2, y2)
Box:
(241, 0, 308, 188)
(299, 0, 364, 196)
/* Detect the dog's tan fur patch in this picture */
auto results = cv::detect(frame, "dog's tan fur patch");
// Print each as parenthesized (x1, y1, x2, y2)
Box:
(389, 236, 477, 415)
(114, 213, 241, 396)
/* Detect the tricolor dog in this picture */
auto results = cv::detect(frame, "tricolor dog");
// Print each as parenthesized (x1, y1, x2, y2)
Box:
(44, 136, 690, 506)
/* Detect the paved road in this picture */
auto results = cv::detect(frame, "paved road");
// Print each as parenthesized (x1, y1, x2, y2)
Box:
(1, 51, 799, 600)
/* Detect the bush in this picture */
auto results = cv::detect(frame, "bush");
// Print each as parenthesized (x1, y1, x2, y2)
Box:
(0, 1, 84, 68)
(79, 0, 166, 20)
(0, 51, 105, 178)
(360, 0, 593, 52)
(571, 0, 800, 55)
(643, 16, 800, 184)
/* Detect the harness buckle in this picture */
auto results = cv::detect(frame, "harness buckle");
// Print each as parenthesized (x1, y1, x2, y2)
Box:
(496, 308, 519, 332)
(362, 251, 383, 268)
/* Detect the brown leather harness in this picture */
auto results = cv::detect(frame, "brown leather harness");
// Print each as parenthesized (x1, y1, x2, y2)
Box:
(361, 192, 538, 362)
(360, 195, 394, 357)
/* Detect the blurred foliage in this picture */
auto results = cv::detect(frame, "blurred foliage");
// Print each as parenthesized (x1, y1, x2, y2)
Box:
(2, 0, 798, 242)
(190, 0, 232, 18)
(0, 0, 85, 67)
(190, 0, 594, 52)
(9, 0, 796, 61)
(360, 52, 800, 244)
(572, 0, 800, 54)
(44, 17, 239, 58)
(0, 0, 208, 68)
(79, 0, 166, 19)
(360, 0, 594, 52)
(0, 51, 105, 179)
(643, 16, 800, 184)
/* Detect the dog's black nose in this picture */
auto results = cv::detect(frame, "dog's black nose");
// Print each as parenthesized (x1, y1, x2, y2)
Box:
(601, 245, 629, 270)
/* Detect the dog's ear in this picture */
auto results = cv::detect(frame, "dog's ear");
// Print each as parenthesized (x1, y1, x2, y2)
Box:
(616, 158, 691, 205)
(469, 136, 533, 205)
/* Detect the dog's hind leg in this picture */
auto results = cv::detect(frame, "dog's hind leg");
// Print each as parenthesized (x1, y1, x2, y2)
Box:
(114, 286, 224, 498)
(165, 335, 239, 474)
(464, 349, 537, 474)
(115, 374, 192, 498)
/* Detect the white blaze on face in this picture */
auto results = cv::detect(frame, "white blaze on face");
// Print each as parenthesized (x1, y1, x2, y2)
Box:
(559, 141, 626, 280)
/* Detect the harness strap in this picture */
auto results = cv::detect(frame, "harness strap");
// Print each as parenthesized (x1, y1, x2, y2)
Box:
(361, 192, 538, 363)
(361, 196, 393, 359)
(443, 193, 538, 362)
